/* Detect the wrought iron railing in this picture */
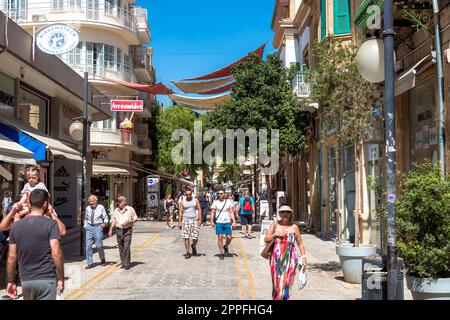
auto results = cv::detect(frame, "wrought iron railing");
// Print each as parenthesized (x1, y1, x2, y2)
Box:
(292, 71, 311, 98)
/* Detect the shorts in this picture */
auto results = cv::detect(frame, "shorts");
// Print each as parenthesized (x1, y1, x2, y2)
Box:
(241, 214, 253, 225)
(215, 223, 232, 236)
(182, 219, 199, 240)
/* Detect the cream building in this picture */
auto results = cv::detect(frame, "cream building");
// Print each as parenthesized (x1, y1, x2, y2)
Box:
(1, 0, 155, 212)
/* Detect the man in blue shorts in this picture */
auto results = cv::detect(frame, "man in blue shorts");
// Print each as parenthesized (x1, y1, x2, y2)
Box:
(210, 188, 236, 260)
(238, 190, 255, 239)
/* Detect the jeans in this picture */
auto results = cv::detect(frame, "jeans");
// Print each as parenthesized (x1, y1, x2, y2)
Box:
(22, 279, 56, 300)
(116, 227, 132, 267)
(201, 206, 209, 223)
(85, 224, 105, 266)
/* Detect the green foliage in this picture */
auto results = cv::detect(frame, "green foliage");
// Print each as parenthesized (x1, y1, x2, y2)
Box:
(216, 164, 241, 185)
(205, 53, 311, 155)
(306, 37, 377, 146)
(155, 105, 198, 176)
(396, 162, 450, 279)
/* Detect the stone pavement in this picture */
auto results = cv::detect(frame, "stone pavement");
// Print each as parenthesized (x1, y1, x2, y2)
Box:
(1, 221, 411, 300)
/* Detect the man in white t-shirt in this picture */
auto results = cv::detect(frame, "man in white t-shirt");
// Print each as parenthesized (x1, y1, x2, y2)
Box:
(210, 188, 236, 260)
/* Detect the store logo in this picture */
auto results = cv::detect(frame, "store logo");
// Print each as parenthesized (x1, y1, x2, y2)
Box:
(55, 166, 70, 177)
(36, 24, 79, 55)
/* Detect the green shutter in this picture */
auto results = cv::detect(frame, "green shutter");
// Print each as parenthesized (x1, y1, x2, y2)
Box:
(334, 0, 351, 35)
(320, 0, 326, 41)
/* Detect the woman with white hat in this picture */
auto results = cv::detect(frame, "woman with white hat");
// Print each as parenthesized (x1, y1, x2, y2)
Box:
(264, 205, 307, 300)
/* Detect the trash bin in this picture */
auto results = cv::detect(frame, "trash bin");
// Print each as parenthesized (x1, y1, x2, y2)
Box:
(361, 255, 404, 300)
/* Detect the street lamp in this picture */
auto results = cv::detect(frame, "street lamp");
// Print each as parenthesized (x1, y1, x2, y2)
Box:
(69, 72, 90, 257)
(356, 0, 398, 299)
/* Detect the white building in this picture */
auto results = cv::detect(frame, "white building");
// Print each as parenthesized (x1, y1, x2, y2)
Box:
(1, 0, 155, 212)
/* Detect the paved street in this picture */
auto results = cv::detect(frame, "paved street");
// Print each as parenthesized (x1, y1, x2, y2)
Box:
(2, 220, 363, 300)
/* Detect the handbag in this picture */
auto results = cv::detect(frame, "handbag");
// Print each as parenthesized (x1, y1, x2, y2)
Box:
(261, 221, 277, 259)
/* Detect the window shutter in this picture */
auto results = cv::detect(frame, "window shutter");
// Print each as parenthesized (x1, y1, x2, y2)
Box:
(333, 0, 351, 35)
(320, 0, 326, 41)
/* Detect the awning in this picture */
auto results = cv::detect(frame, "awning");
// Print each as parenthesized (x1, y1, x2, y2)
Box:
(169, 93, 231, 109)
(96, 76, 174, 94)
(0, 133, 36, 165)
(93, 164, 137, 176)
(132, 166, 195, 186)
(395, 54, 432, 96)
(0, 116, 81, 161)
(171, 75, 235, 94)
(181, 44, 266, 81)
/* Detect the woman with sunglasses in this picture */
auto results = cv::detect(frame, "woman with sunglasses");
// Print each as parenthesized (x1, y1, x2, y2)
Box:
(264, 205, 307, 300)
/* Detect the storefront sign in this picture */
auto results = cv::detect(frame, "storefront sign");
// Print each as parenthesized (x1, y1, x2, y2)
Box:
(36, 24, 80, 55)
(111, 100, 143, 112)
(147, 175, 160, 193)
(147, 192, 159, 208)
(53, 159, 78, 228)
(91, 149, 110, 160)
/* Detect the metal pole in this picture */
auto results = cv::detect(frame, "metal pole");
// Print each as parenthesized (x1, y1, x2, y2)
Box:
(80, 71, 89, 256)
(383, 0, 398, 300)
(432, 0, 445, 176)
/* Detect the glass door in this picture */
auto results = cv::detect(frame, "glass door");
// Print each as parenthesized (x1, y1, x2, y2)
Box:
(327, 146, 337, 238)
(343, 145, 355, 243)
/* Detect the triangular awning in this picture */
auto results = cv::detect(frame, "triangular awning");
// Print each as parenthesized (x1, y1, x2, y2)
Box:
(171, 75, 235, 94)
(169, 93, 231, 109)
(97, 76, 174, 94)
(181, 43, 266, 81)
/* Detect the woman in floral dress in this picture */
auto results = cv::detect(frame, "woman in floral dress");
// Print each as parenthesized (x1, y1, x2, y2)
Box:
(264, 205, 307, 300)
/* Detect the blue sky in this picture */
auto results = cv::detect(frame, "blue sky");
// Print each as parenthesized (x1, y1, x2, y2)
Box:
(135, 0, 277, 106)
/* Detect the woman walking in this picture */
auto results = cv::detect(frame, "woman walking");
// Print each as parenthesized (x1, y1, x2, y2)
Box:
(264, 205, 307, 300)
(163, 193, 176, 229)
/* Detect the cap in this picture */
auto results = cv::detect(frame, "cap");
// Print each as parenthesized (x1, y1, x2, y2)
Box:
(278, 205, 293, 212)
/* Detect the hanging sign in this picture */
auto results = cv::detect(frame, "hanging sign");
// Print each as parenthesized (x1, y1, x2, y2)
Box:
(111, 100, 144, 112)
(147, 175, 160, 193)
(36, 24, 80, 55)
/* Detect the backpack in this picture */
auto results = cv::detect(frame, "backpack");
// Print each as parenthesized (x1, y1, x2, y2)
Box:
(243, 197, 251, 212)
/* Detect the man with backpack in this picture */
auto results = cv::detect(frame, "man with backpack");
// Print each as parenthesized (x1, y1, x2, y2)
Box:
(238, 190, 255, 239)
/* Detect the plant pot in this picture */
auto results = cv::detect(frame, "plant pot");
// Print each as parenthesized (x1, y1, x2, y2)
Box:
(336, 243, 377, 284)
(120, 129, 132, 144)
(406, 276, 450, 300)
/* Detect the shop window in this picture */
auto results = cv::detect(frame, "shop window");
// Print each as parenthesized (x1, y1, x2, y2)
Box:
(0, 71, 14, 118)
(0, 164, 13, 215)
(409, 78, 438, 167)
(19, 87, 48, 133)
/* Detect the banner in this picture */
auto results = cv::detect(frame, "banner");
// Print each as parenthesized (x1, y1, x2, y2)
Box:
(53, 159, 78, 228)
(111, 100, 143, 112)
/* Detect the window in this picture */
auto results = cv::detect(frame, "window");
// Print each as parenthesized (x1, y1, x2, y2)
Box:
(69, 0, 82, 9)
(19, 87, 48, 133)
(4, 0, 27, 21)
(116, 48, 122, 70)
(52, 0, 64, 10)
(333, 0, 351, 35)
(320, 0, 326, 41)
(105, 0, 118, 15)
(0, 71, 14, 118)
(67, 42, 82, 66)
(104, 44, 115, 69)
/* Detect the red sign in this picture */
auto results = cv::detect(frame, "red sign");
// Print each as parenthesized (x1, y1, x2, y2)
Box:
(110, 100, 143, 112)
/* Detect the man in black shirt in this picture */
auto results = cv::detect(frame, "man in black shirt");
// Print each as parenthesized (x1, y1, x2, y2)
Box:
(6, 189, 64, 300)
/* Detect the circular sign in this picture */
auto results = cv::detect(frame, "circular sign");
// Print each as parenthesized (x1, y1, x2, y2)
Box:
(36, 24, 79, 55)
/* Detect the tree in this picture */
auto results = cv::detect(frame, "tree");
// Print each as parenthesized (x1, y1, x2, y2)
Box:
(205, 53, 311, 156)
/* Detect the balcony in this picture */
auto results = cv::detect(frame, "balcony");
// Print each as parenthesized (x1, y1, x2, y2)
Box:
(90, 128, 151, 155)
(59, 57, 137, 84)
(131, 7, 150, 44)
(2, 2, 139, 43)
(292, 71, 318, 113)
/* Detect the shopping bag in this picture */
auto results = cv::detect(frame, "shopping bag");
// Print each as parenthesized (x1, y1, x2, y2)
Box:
(298, 259, 307, 290)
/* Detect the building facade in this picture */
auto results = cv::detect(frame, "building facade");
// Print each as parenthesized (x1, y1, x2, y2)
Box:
(1, 0, 155, 212)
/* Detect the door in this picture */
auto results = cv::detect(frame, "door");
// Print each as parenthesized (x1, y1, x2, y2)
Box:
(327, 146, 337, 238)
(343, 145, 355, 243)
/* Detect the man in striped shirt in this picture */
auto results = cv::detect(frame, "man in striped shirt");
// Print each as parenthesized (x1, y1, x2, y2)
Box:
(84, 195, 109, 269)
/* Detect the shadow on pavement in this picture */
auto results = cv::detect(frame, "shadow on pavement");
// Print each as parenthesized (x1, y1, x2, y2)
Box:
(334, 276, 346, 283)
(126, 261, 145, 269)
(308, 261, 341, 272)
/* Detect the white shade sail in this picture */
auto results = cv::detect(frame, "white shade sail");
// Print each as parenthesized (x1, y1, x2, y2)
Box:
(0, 133, 36, 165)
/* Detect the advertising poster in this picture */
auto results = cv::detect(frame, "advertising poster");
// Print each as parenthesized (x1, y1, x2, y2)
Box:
(429, 127, 437, 145)
(259, 219, 274, 250)
(53, 159, 78, 228)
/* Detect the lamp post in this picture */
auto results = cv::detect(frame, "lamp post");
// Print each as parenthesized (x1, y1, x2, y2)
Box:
(69, 72, 90, 257)
(356, 0, 397, 299)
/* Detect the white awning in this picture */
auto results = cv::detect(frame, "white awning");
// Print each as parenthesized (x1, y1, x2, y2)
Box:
(93, 165, 137, 176)
(395, 54, 432, 96)
(0, 133, 36, 165)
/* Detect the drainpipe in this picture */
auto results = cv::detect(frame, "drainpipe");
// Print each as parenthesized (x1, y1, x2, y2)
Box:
(432, 0, 445, 176)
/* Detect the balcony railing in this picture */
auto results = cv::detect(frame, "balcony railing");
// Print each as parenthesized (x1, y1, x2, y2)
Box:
(1, 2, 138, 34)
(59, 58, 137, 83)
(292, 71, 311, 98)
(91, 128, 138, 146)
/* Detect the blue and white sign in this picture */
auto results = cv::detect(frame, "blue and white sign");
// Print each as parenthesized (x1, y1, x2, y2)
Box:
(36, 24, 79, 55)
(147, 193, 159, 208)
(147, 175, 160, 193)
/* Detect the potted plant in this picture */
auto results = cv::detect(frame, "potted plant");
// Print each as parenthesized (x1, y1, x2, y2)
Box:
(397, 162, 450, 300)
(119, 118, 134, 144)
(305, 37, 378, 283)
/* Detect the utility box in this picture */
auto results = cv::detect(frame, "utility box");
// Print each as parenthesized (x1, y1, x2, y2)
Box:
(361, 255, 405, 300)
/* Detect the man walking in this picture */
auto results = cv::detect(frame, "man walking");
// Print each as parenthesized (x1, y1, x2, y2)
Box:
(178, 189, 202, 259)
(238, 190, 255, 239)
(6, 189, 64, 300)
(198, 191, 209, 226)
(84, 195, 108, 269)
(108, 196, 137, 270)
(210, 189, 236, 260)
